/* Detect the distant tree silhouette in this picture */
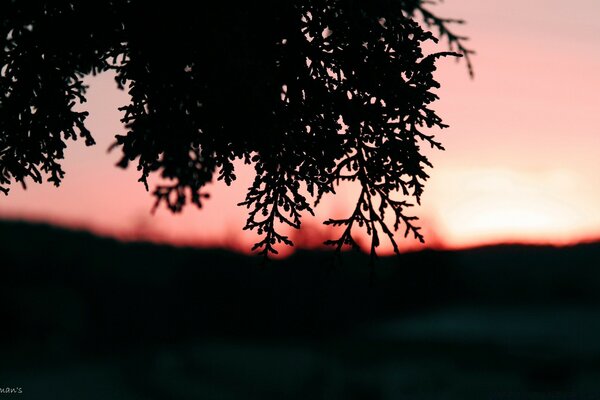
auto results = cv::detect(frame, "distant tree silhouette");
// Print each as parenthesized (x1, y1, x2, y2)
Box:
(0, 1, 473, 260)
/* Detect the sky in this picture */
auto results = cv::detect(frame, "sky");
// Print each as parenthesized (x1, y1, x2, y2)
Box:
(1, 0, 599, 255)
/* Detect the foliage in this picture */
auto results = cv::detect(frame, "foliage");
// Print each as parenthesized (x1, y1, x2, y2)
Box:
(0, 0, 472, 260)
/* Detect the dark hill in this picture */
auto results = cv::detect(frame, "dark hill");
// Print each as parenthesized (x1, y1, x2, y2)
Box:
(2, 219, 600, 399)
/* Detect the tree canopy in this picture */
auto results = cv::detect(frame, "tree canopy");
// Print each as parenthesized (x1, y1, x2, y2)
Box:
(0, 0, 473, 260)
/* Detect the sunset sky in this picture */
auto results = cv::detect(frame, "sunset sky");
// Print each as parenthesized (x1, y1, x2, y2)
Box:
(1, 0, 599, 255)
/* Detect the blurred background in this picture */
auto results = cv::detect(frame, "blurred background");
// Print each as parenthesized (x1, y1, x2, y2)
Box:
(3, 221, 600, 399)
(1, 0, 600, 398)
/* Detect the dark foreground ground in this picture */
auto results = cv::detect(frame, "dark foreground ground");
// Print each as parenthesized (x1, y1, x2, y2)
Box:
(2, 220, 600, 399)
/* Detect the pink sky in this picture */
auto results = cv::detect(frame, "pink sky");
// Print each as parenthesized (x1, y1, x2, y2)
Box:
(1, 0, 600, 254)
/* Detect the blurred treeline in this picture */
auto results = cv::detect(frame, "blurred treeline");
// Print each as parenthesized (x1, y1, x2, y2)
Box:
(2, 220, 600, 399)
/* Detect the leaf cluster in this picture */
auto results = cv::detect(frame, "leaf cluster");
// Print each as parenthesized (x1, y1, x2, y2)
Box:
(0, 0, 472, 261)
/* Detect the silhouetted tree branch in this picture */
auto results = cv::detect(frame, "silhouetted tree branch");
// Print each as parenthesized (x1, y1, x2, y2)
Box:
(0, 0, 472, 262)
